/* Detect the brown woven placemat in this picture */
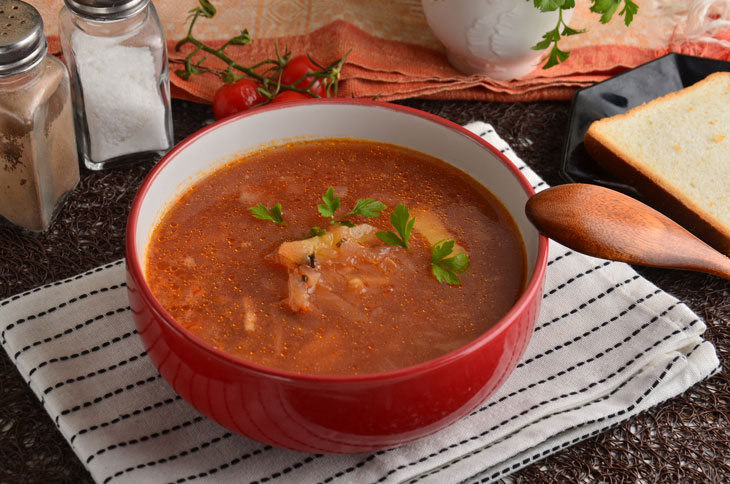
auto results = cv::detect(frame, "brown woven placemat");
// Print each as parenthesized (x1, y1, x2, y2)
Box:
(0, 99, 727, 484)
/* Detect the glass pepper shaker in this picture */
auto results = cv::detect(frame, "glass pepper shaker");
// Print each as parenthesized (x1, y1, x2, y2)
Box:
(58, 0, 173, 170)
(0, 0, 80, 231)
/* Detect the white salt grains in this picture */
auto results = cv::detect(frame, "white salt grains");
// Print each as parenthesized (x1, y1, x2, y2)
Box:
(72, 32, 169, 162)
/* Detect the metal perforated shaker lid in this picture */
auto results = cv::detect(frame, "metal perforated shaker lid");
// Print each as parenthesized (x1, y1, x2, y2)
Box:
(0, 0, 47, 77)
(64, 0, 150, 20)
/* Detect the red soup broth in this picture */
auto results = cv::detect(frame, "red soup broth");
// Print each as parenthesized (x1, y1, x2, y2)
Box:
(145, 139, 527, 375)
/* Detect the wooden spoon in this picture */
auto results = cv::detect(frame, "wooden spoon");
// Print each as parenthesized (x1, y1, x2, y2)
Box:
(525, 183, 730, 280)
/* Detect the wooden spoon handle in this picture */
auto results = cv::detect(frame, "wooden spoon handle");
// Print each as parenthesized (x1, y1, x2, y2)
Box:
(525, 184, 730, 280)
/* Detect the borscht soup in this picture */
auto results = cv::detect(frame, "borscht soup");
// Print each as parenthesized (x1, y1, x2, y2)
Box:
(145, 138, 527, 375)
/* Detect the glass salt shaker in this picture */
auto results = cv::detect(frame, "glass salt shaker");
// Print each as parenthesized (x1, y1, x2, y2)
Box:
(0, 0, 80, 231)
(58, 0, 173, 170)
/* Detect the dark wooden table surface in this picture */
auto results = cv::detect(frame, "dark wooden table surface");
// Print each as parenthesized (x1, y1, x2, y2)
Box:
(1, 99, 728, 483)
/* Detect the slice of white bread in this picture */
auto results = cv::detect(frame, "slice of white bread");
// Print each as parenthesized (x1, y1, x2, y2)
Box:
(584, 71, 730, 256)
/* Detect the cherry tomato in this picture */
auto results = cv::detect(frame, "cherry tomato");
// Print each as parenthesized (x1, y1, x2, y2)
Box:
(270, 90, 313, 104)
(212, 79, 266, 120)
(280, 55, 328, 97)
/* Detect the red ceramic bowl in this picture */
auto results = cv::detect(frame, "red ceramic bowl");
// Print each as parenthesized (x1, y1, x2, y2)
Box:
(126, 100, 548, 453)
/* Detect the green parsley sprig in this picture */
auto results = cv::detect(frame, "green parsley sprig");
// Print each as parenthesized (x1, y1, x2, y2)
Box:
(347, 198, 388, 219)
(249, 203, 284, 224)
(318, 187, 387, 228)
(317, 187, 341, 220)
(529, 0, 638, 68)
(376, 204, 415, 249)
(247, 192, 470, 284)
(431, 239, 470, 285)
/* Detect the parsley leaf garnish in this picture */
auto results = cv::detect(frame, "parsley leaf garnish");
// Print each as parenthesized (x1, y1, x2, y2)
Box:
(347, 198, 388, 218)
(317, 187, 340, 219)
(376, 203, 415, 249)
(249, 203, 284, 224)
(308, 226, 326, 237)
(318, 187, 387, 226)
(337, 197, 387, 227)
(431, 239, 469, 285)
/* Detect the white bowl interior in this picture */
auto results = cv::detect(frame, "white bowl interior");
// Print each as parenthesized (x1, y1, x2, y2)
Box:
(133, 102, 540, 279)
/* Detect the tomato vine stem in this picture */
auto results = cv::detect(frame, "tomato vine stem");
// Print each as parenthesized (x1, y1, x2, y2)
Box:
(173, 0, 347, 99)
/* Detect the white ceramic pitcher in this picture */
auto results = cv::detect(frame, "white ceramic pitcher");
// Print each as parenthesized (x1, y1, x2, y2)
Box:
(421, 0, 575, 80)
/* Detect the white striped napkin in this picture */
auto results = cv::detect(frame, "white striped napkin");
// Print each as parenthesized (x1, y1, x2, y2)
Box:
(0, 122, 719, 484)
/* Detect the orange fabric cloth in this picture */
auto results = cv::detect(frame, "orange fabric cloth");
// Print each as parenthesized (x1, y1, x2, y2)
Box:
(167, 19, 730, 104)
(42, 0, 730, 104)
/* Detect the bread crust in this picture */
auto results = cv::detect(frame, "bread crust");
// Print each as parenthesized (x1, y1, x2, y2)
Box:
(584, 73, 730, 257)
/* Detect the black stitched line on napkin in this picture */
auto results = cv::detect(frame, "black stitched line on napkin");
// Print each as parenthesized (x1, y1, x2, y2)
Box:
(542, 261, 612, 299)
(315, 306, 696, 484)
(1, 282, 127, 345)
(319, 454, 381, 484)
(12, 305, 130, 360)
(0, 259, 124, 309)
(408, 357, 653, 483)
(519, 288, 663, 367)
(398, 341, 702, 484)
(81, 291, 674, 484)
(468, 304, 689, 420)
(475, 127, 533, 179)
(481, 136, 542, 190)
(28, 329, 138, 377)
(129, 303, 698, 482)
(248, 455, 326, 484)
(87, 415, 207, 464)
(534, 276, 643, 333)
(413, 343, 707, 484)
(378, 316, 700, 483)
(479, 344, 717, 484)
(275, 302, 694, 484)
(70, 395, 182, 444)
(545, 250, 574, 266)
(167, 451, 317, 484)
(100, 431, 239, 484)
(57, 373, 163, 421)
(42, 350, 147, 395)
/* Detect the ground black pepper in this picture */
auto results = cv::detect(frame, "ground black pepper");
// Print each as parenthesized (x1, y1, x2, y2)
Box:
(0, 0, 79, 231)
